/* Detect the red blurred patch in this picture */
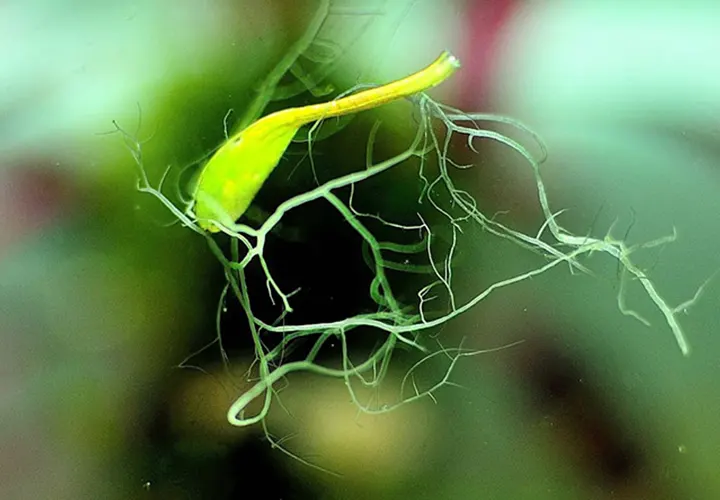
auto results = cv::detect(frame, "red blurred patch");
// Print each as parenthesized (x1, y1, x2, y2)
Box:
(0, 164, 70, 254)
(457, 0, 518, 110)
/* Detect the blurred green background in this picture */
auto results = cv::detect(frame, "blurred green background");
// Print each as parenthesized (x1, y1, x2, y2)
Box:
(2, 1, 720, 499)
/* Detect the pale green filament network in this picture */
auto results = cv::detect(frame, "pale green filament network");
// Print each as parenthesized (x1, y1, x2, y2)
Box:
(119, 84, 701, 443)
(117, 8, 702, 471)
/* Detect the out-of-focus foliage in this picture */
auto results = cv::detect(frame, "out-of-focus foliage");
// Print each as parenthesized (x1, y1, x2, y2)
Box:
(2, 1, 720, 499)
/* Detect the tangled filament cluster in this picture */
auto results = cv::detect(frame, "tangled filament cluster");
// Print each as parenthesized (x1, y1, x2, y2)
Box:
(119, 84, 699, 441)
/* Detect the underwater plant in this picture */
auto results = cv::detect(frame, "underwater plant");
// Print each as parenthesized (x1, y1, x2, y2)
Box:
(115, 1, 703, 469)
